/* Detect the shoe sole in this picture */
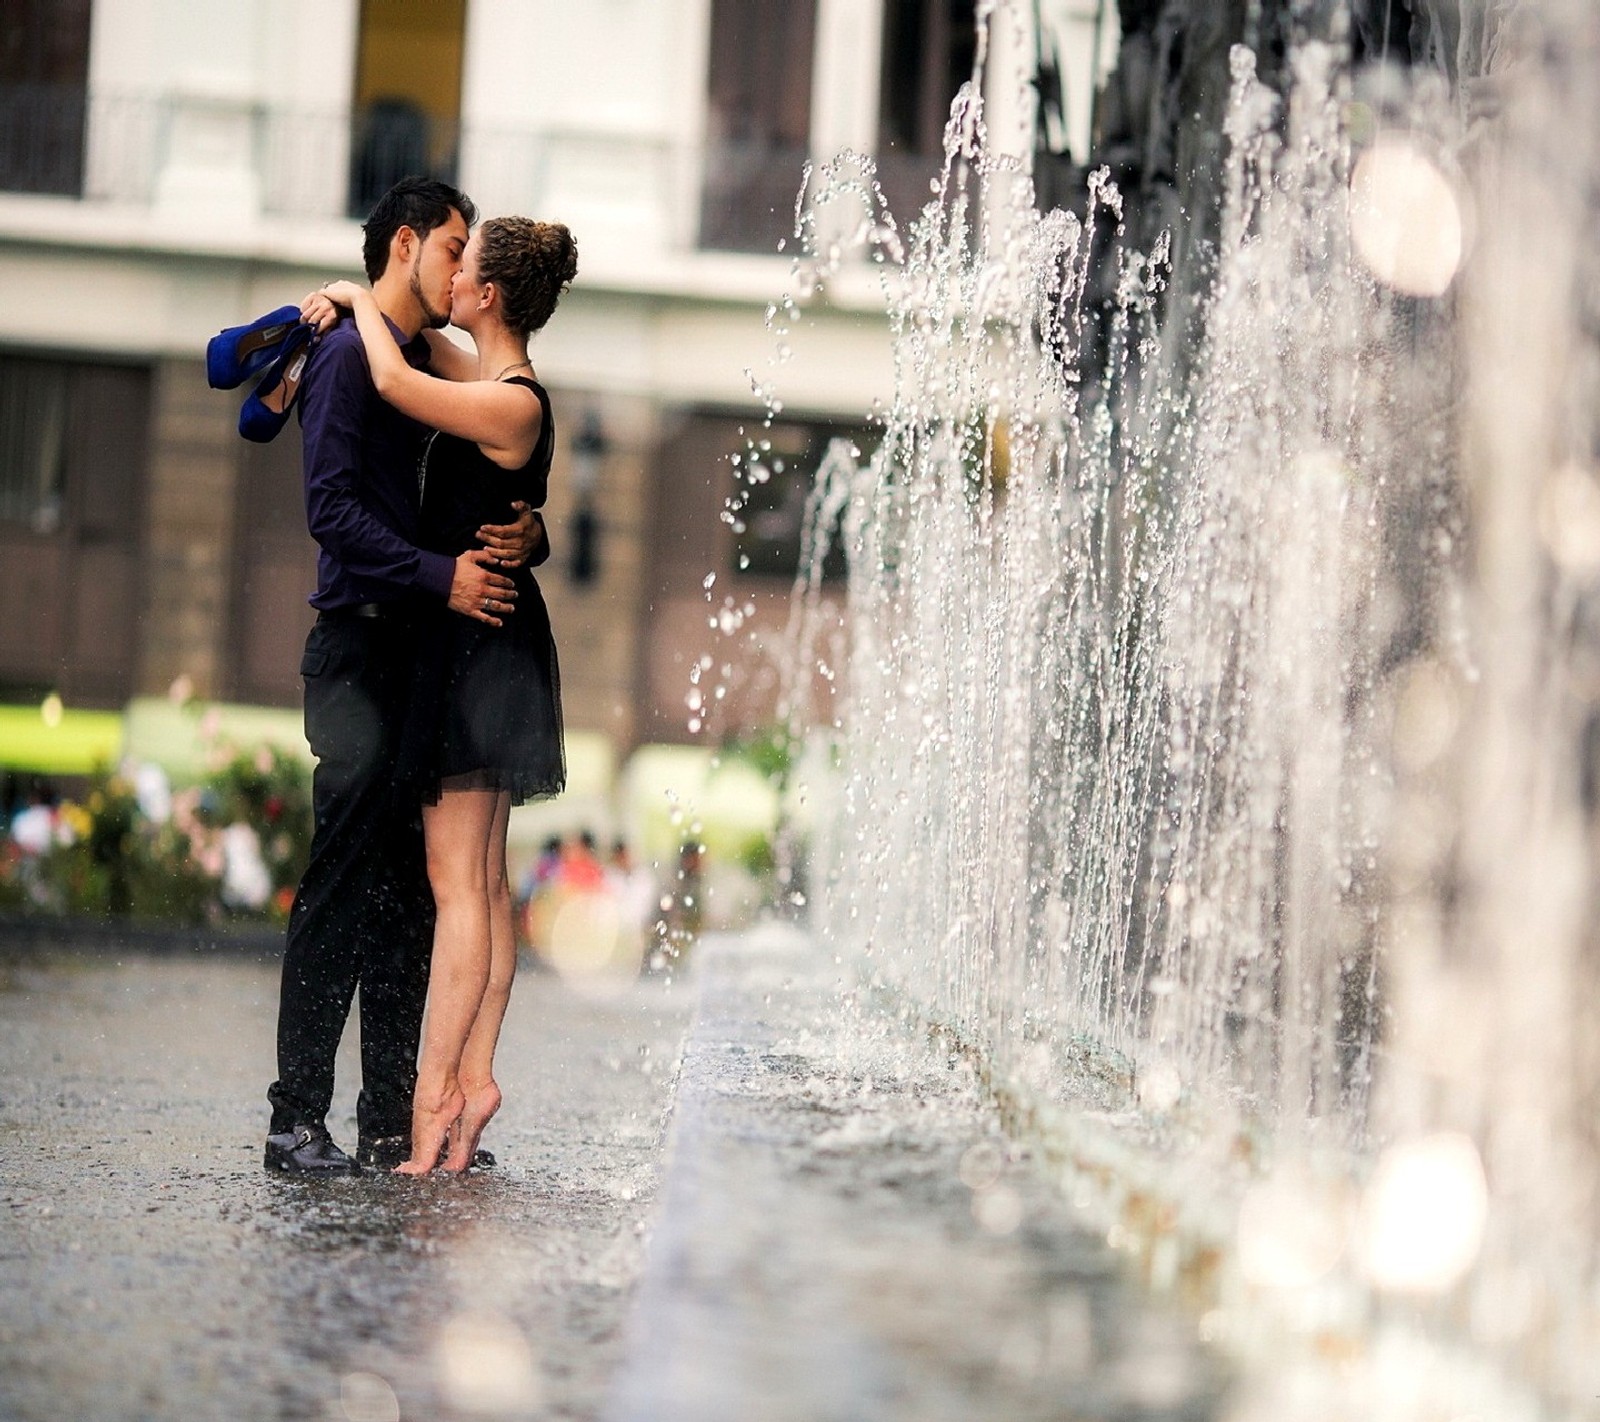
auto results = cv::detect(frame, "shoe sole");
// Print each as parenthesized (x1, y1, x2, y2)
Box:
(263, 1149, 360, 1176)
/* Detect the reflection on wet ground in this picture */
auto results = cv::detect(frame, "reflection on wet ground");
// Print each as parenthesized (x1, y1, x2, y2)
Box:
(0, 949, 689, 1421)
(0, 934, 1227, 1421)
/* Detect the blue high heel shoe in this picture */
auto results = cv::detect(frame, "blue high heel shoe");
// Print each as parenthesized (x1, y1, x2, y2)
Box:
(238, 323, 315, 442)
(207, 305, 303, 390)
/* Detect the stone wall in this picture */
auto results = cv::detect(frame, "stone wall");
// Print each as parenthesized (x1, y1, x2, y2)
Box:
(136, 359, 241, 702)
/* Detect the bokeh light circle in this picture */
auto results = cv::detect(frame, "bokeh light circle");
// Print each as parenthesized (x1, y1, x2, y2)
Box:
(1359, 1132, 1488, 1293)
(1350, 139, 1465, 297)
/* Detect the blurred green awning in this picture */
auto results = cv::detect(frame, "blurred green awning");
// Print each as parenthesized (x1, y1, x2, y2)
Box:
(0, 703, 124, 776)
(121, 697, 310, 782)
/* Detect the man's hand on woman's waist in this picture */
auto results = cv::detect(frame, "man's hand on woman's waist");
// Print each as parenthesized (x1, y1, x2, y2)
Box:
(449, 551, 518, 627)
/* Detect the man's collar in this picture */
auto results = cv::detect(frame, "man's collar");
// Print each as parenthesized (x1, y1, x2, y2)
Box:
(379, 312, 432, 366)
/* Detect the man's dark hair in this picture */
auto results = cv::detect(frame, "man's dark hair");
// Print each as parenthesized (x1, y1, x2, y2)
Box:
(361, 176, 478, 282)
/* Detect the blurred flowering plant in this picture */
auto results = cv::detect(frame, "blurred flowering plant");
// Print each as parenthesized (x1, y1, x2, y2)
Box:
(203, 740, 313, 908)
(3, 740, 311, 925)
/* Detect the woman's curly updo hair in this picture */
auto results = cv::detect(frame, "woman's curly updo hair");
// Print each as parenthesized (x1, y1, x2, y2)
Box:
(475, 218, 578, 337)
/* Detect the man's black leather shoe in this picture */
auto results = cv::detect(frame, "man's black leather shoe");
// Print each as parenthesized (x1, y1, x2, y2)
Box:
(355, 1133, 409, 1170)
(264, 1124, 360, 1175)
(358, 1132, 497, 1170)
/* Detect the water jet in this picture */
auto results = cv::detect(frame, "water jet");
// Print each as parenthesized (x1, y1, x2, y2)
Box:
(767, 1, 1600, 1412)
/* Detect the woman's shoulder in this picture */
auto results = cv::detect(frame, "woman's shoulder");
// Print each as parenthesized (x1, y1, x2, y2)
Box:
(503, 374, 551, 427)
(502, 376, 552, 458)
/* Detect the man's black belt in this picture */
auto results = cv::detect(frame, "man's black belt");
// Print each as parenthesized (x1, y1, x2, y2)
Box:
(319, 602, 407, 621)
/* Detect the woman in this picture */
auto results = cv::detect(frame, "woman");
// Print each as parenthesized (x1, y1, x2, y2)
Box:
(310, 217, 577, 1173)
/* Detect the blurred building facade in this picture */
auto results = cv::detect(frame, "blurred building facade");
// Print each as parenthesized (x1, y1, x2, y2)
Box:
(0, 0, 1108, 756)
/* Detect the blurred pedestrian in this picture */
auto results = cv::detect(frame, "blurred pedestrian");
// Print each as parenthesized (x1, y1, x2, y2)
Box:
(652, 839, 706, 970)
(524, 834, 563, 897)
(606, 837, 655, 946)
(557, 830, 606, 892)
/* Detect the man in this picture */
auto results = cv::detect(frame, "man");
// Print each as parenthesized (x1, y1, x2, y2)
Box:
(265, 177, 546, 1174)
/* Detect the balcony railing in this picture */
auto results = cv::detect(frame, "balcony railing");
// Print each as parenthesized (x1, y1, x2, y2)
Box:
(0, 87, 828, 259)
(77, 93, 450, 220)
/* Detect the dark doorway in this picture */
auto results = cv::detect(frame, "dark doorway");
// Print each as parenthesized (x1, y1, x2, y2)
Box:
(876, 0, 978, 223)
(700, 0, 818, 253)
(0, 354, 150, 706)
(348, 0, 467, 217)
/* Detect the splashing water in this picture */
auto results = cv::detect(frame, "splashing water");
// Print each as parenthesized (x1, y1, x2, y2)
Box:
(775, 0, 1600, 1410)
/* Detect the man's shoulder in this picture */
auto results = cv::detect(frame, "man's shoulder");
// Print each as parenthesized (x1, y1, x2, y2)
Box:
(310, 320, 369, 369)
(301, 322, 372, 407)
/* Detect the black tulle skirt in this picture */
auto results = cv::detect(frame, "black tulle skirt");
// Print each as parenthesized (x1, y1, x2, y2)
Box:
(403, 573, 565, 805)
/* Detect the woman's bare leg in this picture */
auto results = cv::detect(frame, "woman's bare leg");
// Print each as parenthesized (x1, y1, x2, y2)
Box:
(397, 787, 499, 1175)
(444, 790, 516, 1171)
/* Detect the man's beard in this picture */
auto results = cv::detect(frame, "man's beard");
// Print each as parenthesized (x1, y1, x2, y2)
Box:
(410, 253, 451, 329)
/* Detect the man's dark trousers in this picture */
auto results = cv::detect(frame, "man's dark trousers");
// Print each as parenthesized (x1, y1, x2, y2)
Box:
(268, 608, 434, 1140)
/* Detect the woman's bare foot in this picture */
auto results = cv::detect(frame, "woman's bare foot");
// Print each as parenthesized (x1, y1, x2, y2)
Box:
(395, 1083, 465, 1175)
(441, 1079, 501, 1173)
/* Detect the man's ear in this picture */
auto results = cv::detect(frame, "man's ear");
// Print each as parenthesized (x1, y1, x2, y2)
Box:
(392, 224, 417, 263)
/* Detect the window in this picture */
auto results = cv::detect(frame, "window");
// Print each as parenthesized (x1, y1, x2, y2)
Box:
(0, 0, 92, 196)
(876, 0, 977, 222)
(0, 358, 68, 531)
(660, 411, 869, 582)
(348, 0, 467, 217)
(731, 418, 863, 582)
(0, 354, 150, 707)
(700, 0, 817, 253)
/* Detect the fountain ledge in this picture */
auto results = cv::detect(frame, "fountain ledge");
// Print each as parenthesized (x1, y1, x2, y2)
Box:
(876, 986, 1562, 1421)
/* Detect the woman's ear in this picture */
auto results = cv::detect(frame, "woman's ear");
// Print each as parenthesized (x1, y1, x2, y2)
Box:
(478, 280, 497, 314)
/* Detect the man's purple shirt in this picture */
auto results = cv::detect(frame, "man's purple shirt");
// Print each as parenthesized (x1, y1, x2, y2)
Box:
(297, 317, 455, 611)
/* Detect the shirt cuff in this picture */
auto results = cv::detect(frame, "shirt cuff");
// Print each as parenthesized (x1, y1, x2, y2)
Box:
(416, 550, 456, 602)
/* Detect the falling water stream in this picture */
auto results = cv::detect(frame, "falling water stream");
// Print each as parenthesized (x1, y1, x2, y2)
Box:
(753, 0, 1600, 1414)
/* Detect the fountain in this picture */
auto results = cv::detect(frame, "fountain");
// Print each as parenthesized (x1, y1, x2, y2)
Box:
(752, 0, 1600, 1413)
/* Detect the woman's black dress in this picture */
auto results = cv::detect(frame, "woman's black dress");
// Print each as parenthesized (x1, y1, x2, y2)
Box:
(409, 375, 564, 803)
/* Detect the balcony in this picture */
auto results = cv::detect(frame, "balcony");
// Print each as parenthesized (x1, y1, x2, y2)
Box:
(0, 85, 800, 262)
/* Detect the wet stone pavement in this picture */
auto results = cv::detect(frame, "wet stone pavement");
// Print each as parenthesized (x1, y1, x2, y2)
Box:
(0, 945, 690, 1422)
(0, 929, 1228, 1421)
